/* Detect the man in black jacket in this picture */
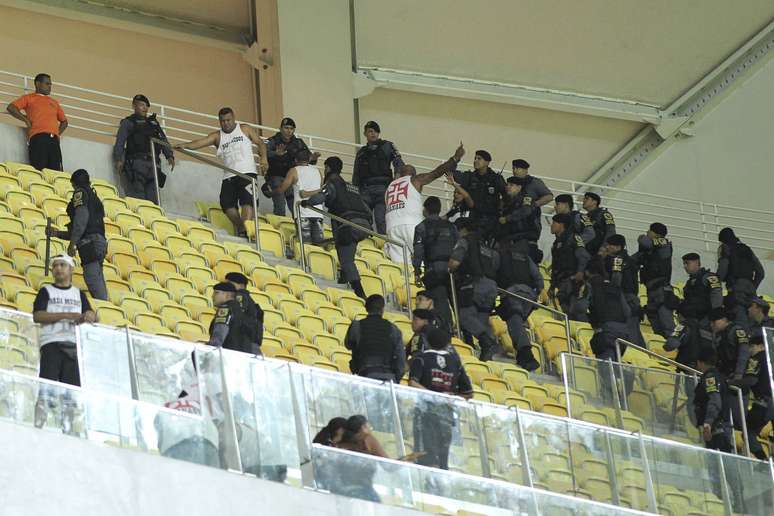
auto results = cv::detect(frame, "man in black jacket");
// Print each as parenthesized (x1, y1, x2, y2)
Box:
(225, 272, 263, 355)
(264, 117, 318, 216)
(345, 295, 406, 382)
(717, 227, 765, 328)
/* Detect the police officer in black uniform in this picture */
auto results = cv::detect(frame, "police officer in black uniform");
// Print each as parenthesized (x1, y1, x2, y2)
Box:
(694, 346, 733, 452)
(582, 192, 616, 256)
(414, 196, 458, 334)
(452, 150, 507, 245)
(748, 296, 773, 341)
(666, 253, 723, 369)
(264, 117, 317, 216)
(46, 169, 108, 300)
(495, 237, 543, 371)
(731, 334, 773, 460)
(549, 213, 591, 321)
(497, 177, 543, 263)
(709, 307, 750, 384)
(631, 222, 676, 338)
(352, 121, 404, 235)
(344, 294, 406, 382)
(112, 94, 174, 205)
(554, 194, 595, 244)
(303, 164, 373, 299)
(225, 272, 263, 355)
(602, 234, 645, 347)
(448, 218, 500, 361)
(717, 227, 765, 328)
(208, 282, 253, 353)
(409, 328, 473, 470)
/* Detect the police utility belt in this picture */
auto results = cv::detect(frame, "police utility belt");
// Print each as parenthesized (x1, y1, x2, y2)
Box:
(77, 235, 100, 264)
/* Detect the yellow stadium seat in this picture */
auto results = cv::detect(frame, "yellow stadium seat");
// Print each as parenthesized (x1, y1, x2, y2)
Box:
(176, 320, 208, 342)
(180, 222, 216, 246)
(0, 175, 22, 199)
(113, 211, 144, 233)
(521, 384, 550, 411)
(96, 305, 129, 327)
(158, 303, 191, 330)
(263, 280, 293, 296)
(14, 288, 36, 313)
(10, 246, 39, 272)
(140, 286, 173, 312)
(110, 252, 141, 277)
(339, 298, 366, 320)
(316, 305, 346, 324)
(257, 226, 284, 257)
(199, 308, 216, 329)
(135, 204, 165, 225)
(229, 246, 265, 274)
(149, 218, 180, 240)
(180, 293, 211, 318)
(40, 197, 68, 219)
(186, 266, 216, 292)
(124, 226, 155, 247)
(480, 377, 509, 392)
(106, 278, 133, 305)
(0, 213, 25, 234)
(580, 409, 609, 426)
(313, 334, 342, 356)
(0, 231, 27, 251)
(102, 197, 128, 218)
(249, 289, 272, 308)
(28, 181, 57, 206)
(261, 339, 284, 357)
(164, 277, 198, 303)
(206, 207, 234, 235)
(18, 205, 47, 226)
(149, 259, 180, 283)
(0, 256, 14, 274)
(249, 263, 278, 288)
(213, 257, 243, 279)
(261, 308, 285, 330)
(134, 312, 167, 334)
(137, 244, 172, 269)
(6, 190, 36, 214)
(16, 168, 45, 188)
(296, 314, 326, 341)
(273, 324, 304, 344)
(198, 241, 228, 264)
(472, 389, 493, 403)
(104, 219, 122, 237)
(175, 251, 208, 270)
(119, 295, 152, 320)
(91, 179, 118, 198)
(542, 402, 569, 417)
(306, 248, 337, 280)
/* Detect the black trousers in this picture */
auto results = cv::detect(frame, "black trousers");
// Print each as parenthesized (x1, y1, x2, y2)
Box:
(39, 342, 80, 387)
(28, 133, 62, 171)
(416, 409, 454, 470)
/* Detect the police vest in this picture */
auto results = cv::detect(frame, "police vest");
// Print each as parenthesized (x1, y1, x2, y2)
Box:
(458, 234, 484, 280)
(480, 246, 498, 280)
(716, 324, 747, 377)
(355, 140, 393, 185)
(607, 253, 638, 295)
(589, 277, 627, 324)
(747, 351, 772, 400)
(236, 289, 263, 344)
(124, 114, 164, 159)
(328, 176, 372, 221)
(502, 196, 540, 240)
(551, 232, 582, 278)
(424, 218, 456, 262)
(694, 369, 729, 427)
(681, 269, 715, 318)
(587, 208, 613, 254)
(67, 187, 105, 236)
(209, 299, 252, 353)
(497, 246, 534, 289)
(571, 210, 590, 236)
(461, 170, 502, 217)
(727, 242, 755, 282)
(355, 316, 394, 372)
(640, 237, 672, 284)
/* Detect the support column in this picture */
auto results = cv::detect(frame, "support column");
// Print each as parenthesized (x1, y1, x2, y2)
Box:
(249, 0, 284, 133)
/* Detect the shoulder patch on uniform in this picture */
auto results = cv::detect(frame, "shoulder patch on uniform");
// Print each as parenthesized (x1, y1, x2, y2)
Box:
(522, 196, 533, 206)
(603, 211, 615, 223)
(579, 214, 592, 226)
(613, 257, 623, 272)
(214, 306, 230, 324)
(706, 274, 721, 288)
(746, 358, 760, 375)
(573, 234, 585, 247)
(72, 190, 84, 208)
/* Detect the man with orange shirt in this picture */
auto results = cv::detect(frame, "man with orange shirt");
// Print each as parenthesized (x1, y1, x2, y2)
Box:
(6, 73, 68, 171)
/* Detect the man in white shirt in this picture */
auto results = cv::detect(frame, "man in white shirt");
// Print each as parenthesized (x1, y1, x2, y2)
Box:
(33, 254, 96, 428)
(384, 143, 465, 263)
(175, 107, 269, 238)
(269, 149, 324, 243)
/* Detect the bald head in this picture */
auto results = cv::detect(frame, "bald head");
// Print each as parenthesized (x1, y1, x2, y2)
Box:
(398, 164, 416, 177)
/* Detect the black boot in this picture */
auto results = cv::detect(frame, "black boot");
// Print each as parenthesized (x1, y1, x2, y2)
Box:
(516, 346, 540, 372)
(478, 336, 501, 362)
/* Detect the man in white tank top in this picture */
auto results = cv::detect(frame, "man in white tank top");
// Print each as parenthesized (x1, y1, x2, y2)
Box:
(175, 107, 268, 238)
(32, 254, 97, 427)
(271, 149, 324, 243)
(383, 143, 466, 263)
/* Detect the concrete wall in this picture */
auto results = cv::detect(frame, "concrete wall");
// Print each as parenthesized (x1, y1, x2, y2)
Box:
(0, 420, 420, 516)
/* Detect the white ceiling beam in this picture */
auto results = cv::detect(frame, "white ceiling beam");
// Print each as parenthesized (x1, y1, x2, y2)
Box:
(355, 66, 663, 124)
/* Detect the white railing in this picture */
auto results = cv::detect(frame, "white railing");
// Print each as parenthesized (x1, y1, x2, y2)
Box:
(3, 69, 774, 254)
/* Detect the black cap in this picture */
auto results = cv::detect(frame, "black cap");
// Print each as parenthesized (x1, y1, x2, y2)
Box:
(606, 234, 626, 247)
(718, 227, 737, 244)
(584, 192, 601, 204)
(225, 272, 249, 285)
(364, 120, 381, 133)
(213, 282, 236, 293)
(280, 117, 296, 128)
(708, 307, 728, 322)
(552, 213, 572, 227)
(132, 94, 150, 106)
(682, 252, 701, 261)
(750, 296, 770, 309)
(512, 159, 530, 169)
(412, 309, 435, 321)
(475, 150, 492, 162)
(649, 222, 668, 237)
(415, 290, 430, 298)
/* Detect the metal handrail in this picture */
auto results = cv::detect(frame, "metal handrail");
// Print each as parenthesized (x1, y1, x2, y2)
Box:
(615, 337, 752, 457)
(295, 203, 413, 319)
(150, 137, 261, 253)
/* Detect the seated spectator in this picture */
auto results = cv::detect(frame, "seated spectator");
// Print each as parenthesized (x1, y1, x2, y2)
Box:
(330, 415, 387, 502)
(6, 72, 67, 171)
(313, 417, 348, 447)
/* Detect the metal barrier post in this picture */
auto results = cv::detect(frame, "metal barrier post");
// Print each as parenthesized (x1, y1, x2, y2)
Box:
(448, 272, 462, 339)
(251, 177, 261, 253)
(150, 139, 162, 209)
(560, 353, 572, 416)
(734, 386, 751, 458)
(124, 327, 139, 401)
(613, 339, 630, 412)
(637, 431, 660, 514)
(607, 359, 625, 429)
(498, 287, 572, 356)
(295, 202, 308, 273)
(513, 407, 535, 488)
